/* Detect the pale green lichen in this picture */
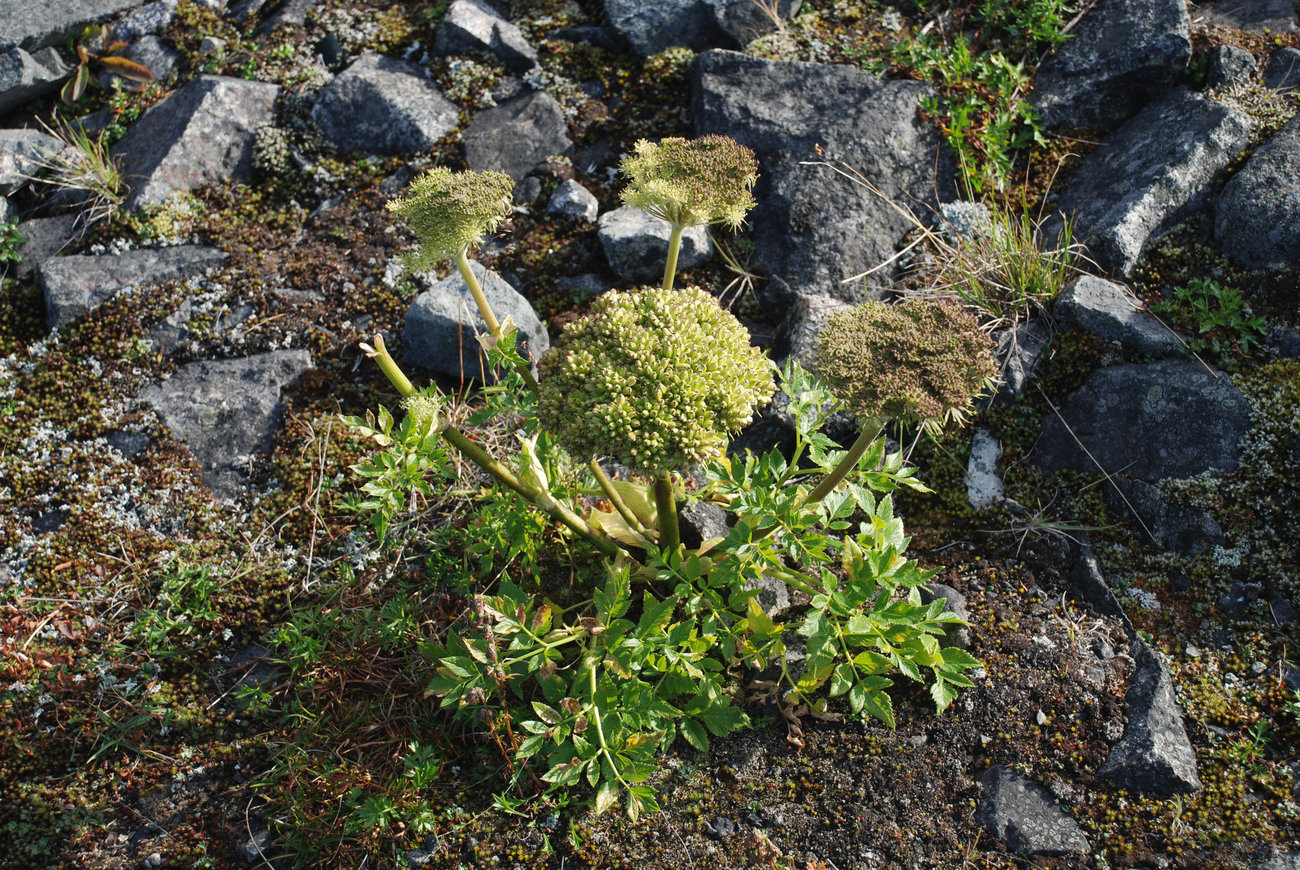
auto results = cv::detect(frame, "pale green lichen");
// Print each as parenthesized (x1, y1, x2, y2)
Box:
(620, 135, 758, 231)
(387, 168, 515, 270)
(537, 285, 774, 475)
(818, 298, 998, 433)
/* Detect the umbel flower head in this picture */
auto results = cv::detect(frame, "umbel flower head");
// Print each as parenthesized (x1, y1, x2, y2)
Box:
(620, 135, 759, 230)
(387, 167, 515, 270)
(538, 285, 774, 476)
(818, 298, 998, 434)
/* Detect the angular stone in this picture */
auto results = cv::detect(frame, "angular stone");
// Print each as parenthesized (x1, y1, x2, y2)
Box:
(1264, 47, 1300, 92)
(976, 766, 1090, 856)
(1035, 358, 1253, 481)
(1200, 0, 1299, 34)
(401, 261, 549, 383)
(546, 178, 598, 222)
(679, 499, 729, 550)
(705, 0, 802, 47)
(993, 319, 1052, 400)
(0, 47, 71, 116)
(596, 205, 710, 284)
(1215, 113, 1300, 270)
(1253, 853, 1300, 870)
(139, 349, 314, 501)
(605, 0, 717, 56)
(122, 35, 181, 85)
(1030, 0, 1191, 131)
(1099, 640, 1202, 796)
(0, 127, 62, 196)
(0, 0, 142, 53)
(11, 213, 77, 280)
(0, 194, 13, 223)
(39, 245, 228, 330)
(693, 50, 952, 310)
(1054, 275, 1183, 356)
(435, 0, 538, 73)
(1206, 44, 1258, 90)
(775, 291, 852, 373)
(113, 75, 280, 208)
(258, 0, 316, 32)
(461, 89, 572, 182)
(112, 0, 177, 42)
(745, 575, 791, 620)
(1048, 90, 1253, 277)
(310, 53, 459, 156)
(1069, 535, 1133, 628)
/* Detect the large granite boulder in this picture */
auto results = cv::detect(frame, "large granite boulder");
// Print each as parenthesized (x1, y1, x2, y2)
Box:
(1030, 0, 1191, 131)
(1035, 358, 1253, 481)
(39, 245, 228, 330)
(139, 349, 313, 501)
(113, 75, 280, 208)
(434, 0, 538, 72)
(310, 53, 459, 156)
(461, 89, 572, 181)
(693, 50, 951, 313)
(1048, 90, 1253, 278)
(0, 0, 143, 53)
(0, 47, 70, 116)
(401, 261, 549, 382)
(1215, 113, 1300, 270)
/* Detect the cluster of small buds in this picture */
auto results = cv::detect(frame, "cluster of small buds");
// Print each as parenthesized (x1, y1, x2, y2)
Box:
(537, 285, 774, 476)
(620, 135, 759, 230)
(817, 298, 999, 433)
(387, 167, 515, 269)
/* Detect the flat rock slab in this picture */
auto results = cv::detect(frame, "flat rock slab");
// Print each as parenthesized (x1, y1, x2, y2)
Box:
(596, 205, 710, 284)
(0, 0, 143, 52)
(605, 0, 718, 56)
(114, 75, 279, 209)
(401, 261, 549, 383)
(310, 53, 459, 156)
(1099, 640, 1203, 796)
(1215, 113, 1300, 270)
(1054, 275, 1183, 356)
(0, 47, 71, 116)
(1030, 0, 1190, 131)
(1035, 357, 1252, 481)
(1050, 90, 1252, 278)
(435, 0, 538, 72)
(0, 127, 63, 196)
(461, 89, 572, 181)
(139, 349, 313, 501)
(40, 245, 228, 330)
(693, 50, 950, 310)
(976, 766, 1090, 856)
(1199, 0, 1299, 34)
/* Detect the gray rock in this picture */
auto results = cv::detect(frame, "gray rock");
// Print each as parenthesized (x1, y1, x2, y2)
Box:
(512, 175, 542, 206)
(1106, 477, 1224, 556)
(112, 0, 177, 42)
(1054, 275, 1184, 356)
(11, 213, 78, 280)
(139, 349, 313, 500)
(310, 53, 458, 156)
(546, 178, 598, 222)
(1215, 112, 1300, 270)
(605, 0, 717, 56)
(0, 194, 13, 223)
(745, 575, 792, 620)
(1047, 90, 1253, 278)
(693, 50, 952, 310)
(113, 75, 280, 208)
(1035, 358, 1252, 481)
(257, 0, 316, 32)
(401, 261, 549, 382)
(1264, 47, 1300, 92)
(0, 0, 142, 53)
(597, 205, 710, 284)
(435, 0, 538, 73)
(1206, 44, 1258, 90)
(921, 582, 971, 649)
(679, 499, 729, 550)
(461, 89, 572, 182)
(1099, 640, 1202, 796)
(775, 291, 852, 373)
(964, 427, 1003, 511)
(1199, 0, 1299, 34)
(1030, 0, 1191, 131)
(554, 272, 607, 302)
(1069, 535, 1134, 629)
(40, 245, 228, 330)
(705, 0, 801, 47)
(236, 825, 271, 864)
(0, 47, 71, 116)
(1219, 578, 1263, 616)
(123, 35, 181, 85)
(993, 319, 1052, 400)
(976, 765, 1090, 856)
(0, 127, 63, 196)
(1253, 852, 1300, 870)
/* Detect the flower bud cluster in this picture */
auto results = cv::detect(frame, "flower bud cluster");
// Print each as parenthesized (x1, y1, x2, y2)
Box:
(620, 135, 758, 230)
(538, 285, 774, 476)
(387, 167, 515, 269)
(817, 298, 998, 433)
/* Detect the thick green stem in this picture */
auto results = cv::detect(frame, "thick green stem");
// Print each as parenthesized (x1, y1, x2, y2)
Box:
(661, 223, 685, 291)
(797, 422, 885, 510)
(453, 248, 540, 392)
(589, 459, 650, 539)
(653, 473, 680, 553)
(363, 334, 416, 397)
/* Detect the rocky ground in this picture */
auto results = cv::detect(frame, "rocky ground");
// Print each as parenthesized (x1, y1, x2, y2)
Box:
(1, 1, 1300, 868)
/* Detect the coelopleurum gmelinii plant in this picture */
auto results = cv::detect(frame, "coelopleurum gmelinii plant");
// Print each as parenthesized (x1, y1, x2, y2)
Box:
(351, 139, 983, 819)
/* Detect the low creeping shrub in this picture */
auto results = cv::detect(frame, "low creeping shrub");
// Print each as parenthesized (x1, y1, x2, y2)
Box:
(348, 137, 996, 818)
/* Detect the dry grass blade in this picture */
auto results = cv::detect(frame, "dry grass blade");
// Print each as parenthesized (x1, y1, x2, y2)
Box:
(25, 117, 126, 232)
